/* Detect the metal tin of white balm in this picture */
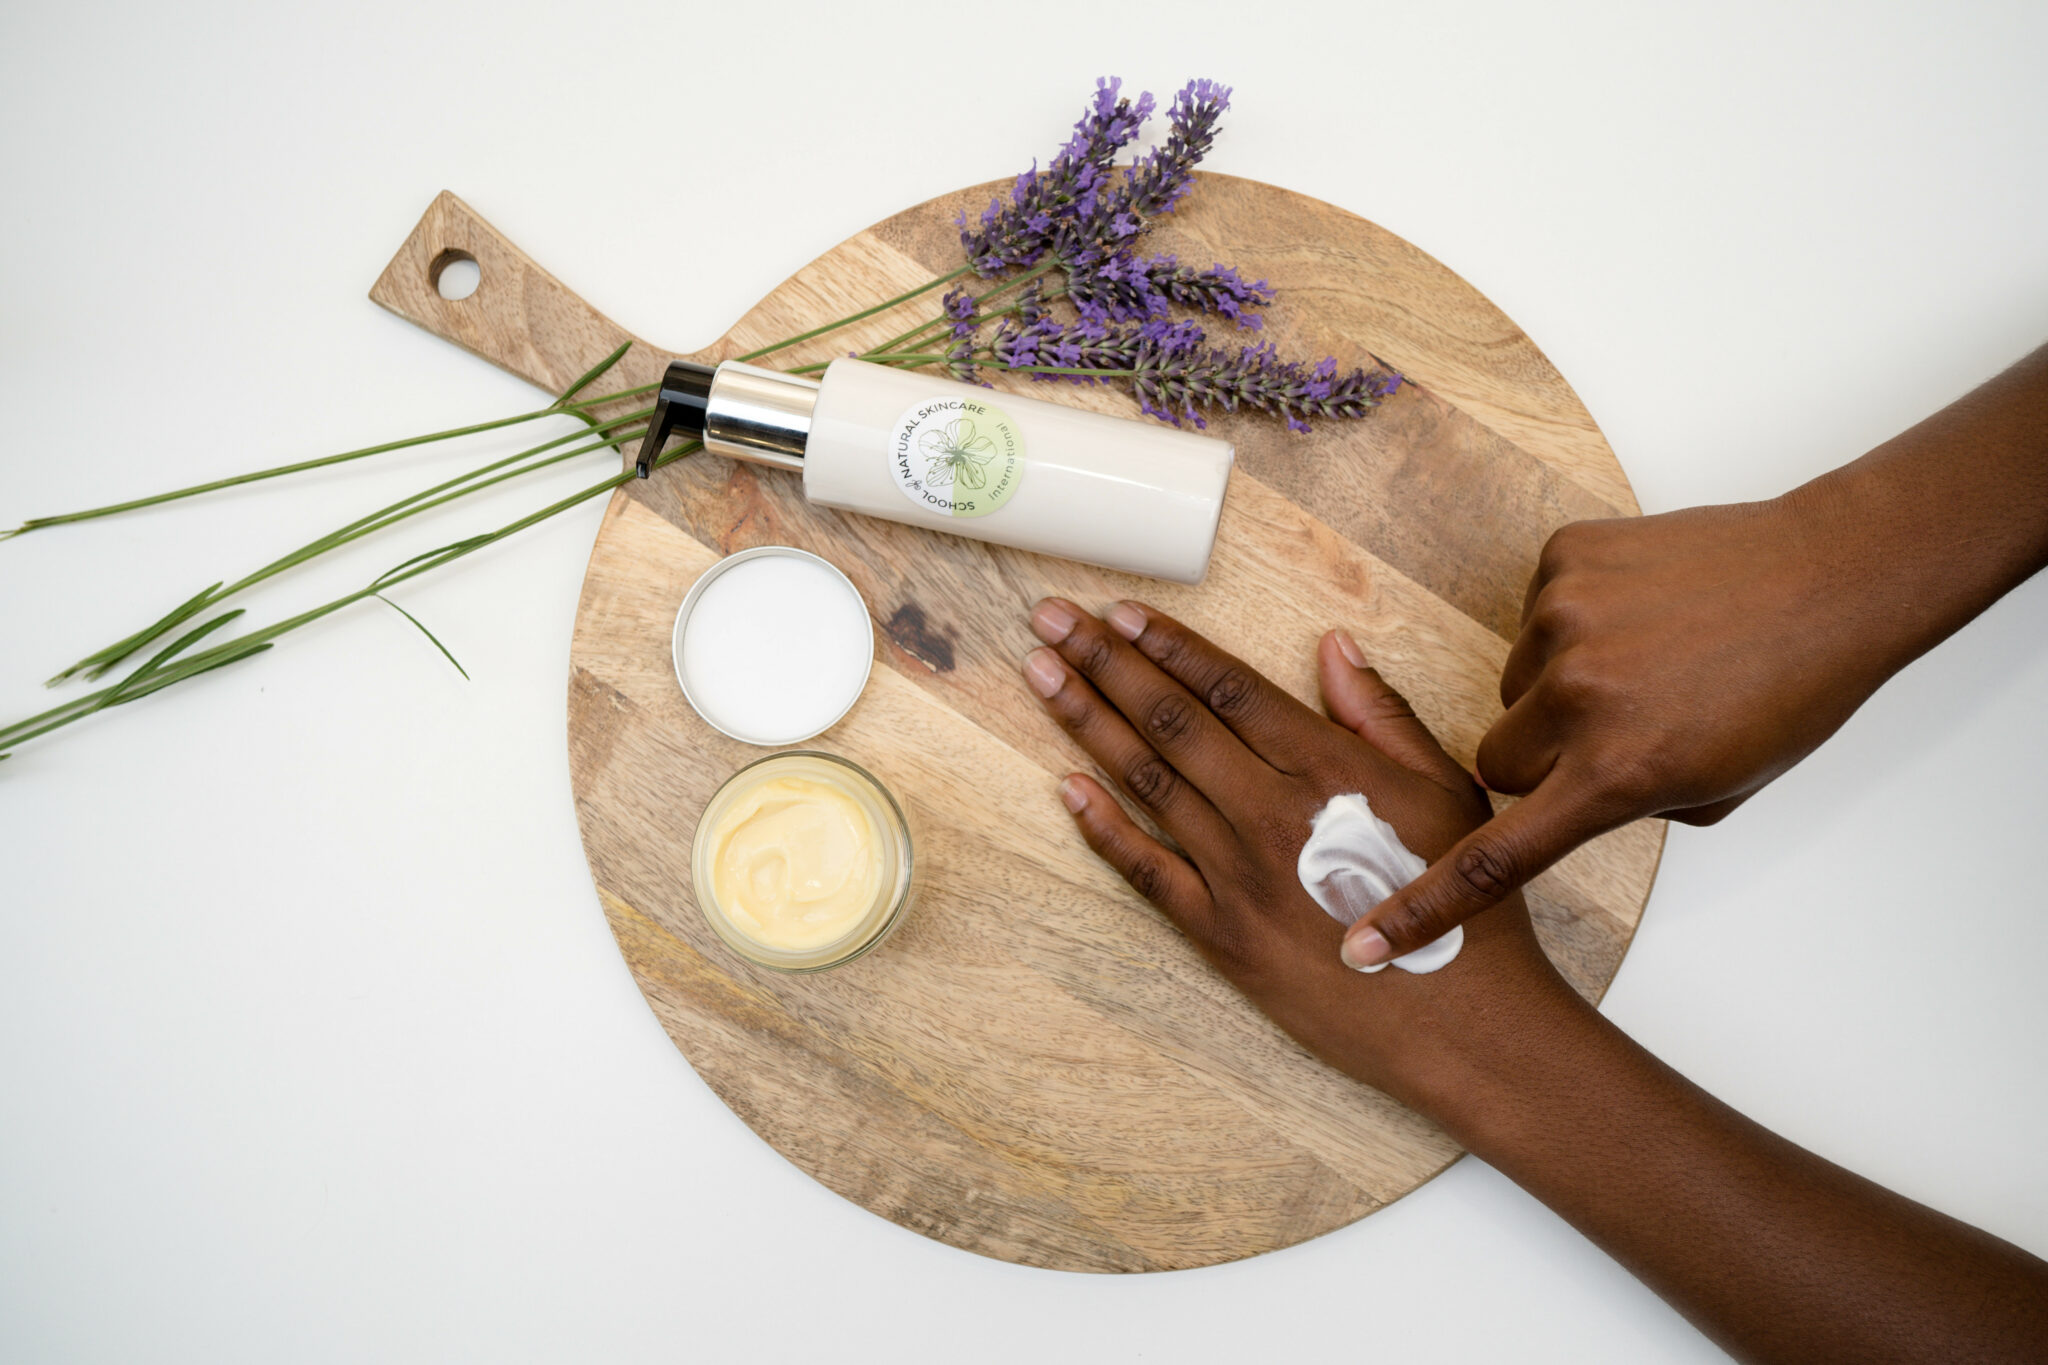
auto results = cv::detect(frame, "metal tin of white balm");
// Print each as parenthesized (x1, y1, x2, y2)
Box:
(671, 545, 875, 746)
(691, 751, 916, 972)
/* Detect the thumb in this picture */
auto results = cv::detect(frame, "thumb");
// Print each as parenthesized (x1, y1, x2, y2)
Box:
(1338, 774, 1613, 969)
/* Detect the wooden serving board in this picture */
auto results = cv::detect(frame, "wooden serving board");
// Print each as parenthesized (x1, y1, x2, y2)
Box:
(371, 178, 1663, 1272)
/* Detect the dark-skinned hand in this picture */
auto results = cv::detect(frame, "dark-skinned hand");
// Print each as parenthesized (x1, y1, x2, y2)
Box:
(1338, 493, 1894, 968)
(1021, 596, 1578, 1107)
(1341, 341, 2048, 969)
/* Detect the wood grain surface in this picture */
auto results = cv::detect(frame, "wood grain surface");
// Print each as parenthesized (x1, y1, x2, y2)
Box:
(370, 178, 1663, 1272)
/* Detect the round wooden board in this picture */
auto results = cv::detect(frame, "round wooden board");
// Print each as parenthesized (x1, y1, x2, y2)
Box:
(370, 177, 1663, 1272)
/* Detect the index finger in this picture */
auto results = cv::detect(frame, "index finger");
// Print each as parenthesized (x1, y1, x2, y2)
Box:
(1337, 771, 1621, 968)
(1100, 601, 1328, 773)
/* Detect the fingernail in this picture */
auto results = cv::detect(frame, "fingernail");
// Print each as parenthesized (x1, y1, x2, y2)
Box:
(1334, 629, 1367, 669)
(1059, 777, 1088, 813)
(1024, 647, 1066, 698)
(1341, 926, 1393, 971)
(1105, 602, 1146, 641)
(1031, 600, 1078, 644)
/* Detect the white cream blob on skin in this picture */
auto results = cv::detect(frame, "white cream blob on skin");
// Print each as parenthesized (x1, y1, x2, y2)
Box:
(676, 550, 874, 746)
(1297, 792, 1464, 974)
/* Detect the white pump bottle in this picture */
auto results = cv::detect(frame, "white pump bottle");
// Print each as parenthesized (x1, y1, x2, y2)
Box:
(635, 357, 1235, 584)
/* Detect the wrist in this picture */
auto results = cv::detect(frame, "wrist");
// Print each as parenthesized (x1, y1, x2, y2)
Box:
(1374, 938, 1616, 1149)
(1791, 358, 2048, 670)
(1768, 464, 1948, 683)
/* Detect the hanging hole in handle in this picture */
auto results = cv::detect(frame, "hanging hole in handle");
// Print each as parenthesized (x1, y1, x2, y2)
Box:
(430, 249, 480, 301)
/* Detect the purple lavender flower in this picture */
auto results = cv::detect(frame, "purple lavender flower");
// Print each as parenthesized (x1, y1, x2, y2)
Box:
(943, 286, 979, 337)
(1067, 252, 1272, 328)
(958, 78, 1156, 275)
(1130, 338, 1401, 432)
(1108, 80, 1232, 223)
(1032, 79, 1235, 278)
(1064, 251, 1167, 320)
(945, 332, 980, 385)
(1015, 277, 1049, 328)
(962, 78, 1239, 284)
(987, 309, 1401, 433)
(940, 287, 982, 382)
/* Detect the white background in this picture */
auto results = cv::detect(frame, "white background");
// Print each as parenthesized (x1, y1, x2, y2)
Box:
(3, 2, 2044, 1360)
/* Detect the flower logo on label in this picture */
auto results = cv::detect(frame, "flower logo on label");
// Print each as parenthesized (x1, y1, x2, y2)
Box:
(889, 397, 1025, 519)
(919, 418, 996, 490)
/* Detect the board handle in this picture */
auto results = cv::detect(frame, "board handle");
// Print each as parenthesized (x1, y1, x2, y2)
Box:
(369, 191, 677, 401)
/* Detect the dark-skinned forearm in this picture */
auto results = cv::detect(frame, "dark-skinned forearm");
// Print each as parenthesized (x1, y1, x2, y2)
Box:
(1418, 979, 2048, 1365)
(1800, 341, 2048, 676)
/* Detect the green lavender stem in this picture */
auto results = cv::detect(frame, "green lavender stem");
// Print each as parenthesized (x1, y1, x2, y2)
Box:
(786, 290, 1070, 378)
(2, 342, 645, 541)
(2, 407, 567, 539)
(858, 261, 1057, 364)
(50, 408, 653, 684)
(0, 440, 702, 755)
(732, 267, 970, 364)
(823, 348, 1147, 381)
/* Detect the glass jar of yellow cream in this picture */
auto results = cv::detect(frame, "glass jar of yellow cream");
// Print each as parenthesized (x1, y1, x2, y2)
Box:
(691, 751, 915, 972)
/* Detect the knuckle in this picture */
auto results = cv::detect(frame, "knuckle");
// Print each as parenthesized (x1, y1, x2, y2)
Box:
(1205, 666, 1259, 719)
(1121, 851, 1171, 904)
(1543, 651, 1609, 708)
(1144, 691, 1198, 746)
(1528, 585, 1581, 637)
(1144, 624, 1195, 673)
(1365, 685, 1418, 727)
(1375, 896, 1447, 951)
(1068, 628, 1116, 678)
(1452, 840, 1519, 901)
(1121, 752, 1181, 808)
(1498, 663, 1524, 710)
(1532, 578, 1609, 646)
(1537, 518, 1626, 583)
(1536, 523, 1584, 578)
(1046, 683, 1097, 733)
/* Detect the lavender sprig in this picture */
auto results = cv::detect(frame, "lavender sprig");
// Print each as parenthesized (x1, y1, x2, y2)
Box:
(1041, 81, 1232, 274)
(1131, 341, 1404, 433)
(961, 78, 1232, 282)
(940, 286, 983, 382)
(1067, 253, 1272, 328)
(1111, 80, 1232, 222)
(984, 309, 1400, 433)
(959, 77, 1155, 275)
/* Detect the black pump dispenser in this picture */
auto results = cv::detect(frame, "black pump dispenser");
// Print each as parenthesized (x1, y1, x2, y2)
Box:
(634, 360, 717, 477)
(633, 358, 820, 478)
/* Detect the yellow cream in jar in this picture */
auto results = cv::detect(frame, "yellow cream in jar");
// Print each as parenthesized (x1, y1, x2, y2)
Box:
(704, 774, 882, 951)
(692, 752, 914, 970)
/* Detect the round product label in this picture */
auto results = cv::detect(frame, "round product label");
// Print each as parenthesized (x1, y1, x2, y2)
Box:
(887, 396, 1024, 519)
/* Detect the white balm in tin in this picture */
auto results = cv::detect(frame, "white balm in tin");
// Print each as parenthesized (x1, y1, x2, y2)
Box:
(672, 546, 875, 746)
